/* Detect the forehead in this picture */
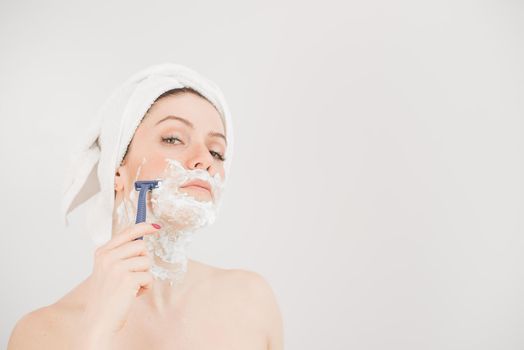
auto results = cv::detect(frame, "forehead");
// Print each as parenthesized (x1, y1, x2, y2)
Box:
(143, 92, 225, 134)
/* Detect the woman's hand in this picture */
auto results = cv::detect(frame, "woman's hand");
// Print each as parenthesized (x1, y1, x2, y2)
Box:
(76, 222, 160, 349)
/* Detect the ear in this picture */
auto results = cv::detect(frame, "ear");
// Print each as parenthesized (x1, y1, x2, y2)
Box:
(114, 165, 129, 193)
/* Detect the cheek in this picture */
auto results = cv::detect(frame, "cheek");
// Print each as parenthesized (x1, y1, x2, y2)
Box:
(131, 156, 170, 182)
(214, 166, 226, 185)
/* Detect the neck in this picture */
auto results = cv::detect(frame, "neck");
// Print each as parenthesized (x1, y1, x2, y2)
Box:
(138, 258, 198, 314)
(145, 227, 197, 285)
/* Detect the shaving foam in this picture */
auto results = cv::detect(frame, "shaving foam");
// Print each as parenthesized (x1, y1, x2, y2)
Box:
(114, 157, 224, 286)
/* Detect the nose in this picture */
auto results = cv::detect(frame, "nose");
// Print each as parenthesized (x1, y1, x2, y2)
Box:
(186, 142, 214, 173)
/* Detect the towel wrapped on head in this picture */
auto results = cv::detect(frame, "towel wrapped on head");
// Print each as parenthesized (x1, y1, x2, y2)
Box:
(61, 63, 234, 246)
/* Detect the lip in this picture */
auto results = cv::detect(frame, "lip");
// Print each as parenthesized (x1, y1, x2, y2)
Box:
(181, 179, 212, 198)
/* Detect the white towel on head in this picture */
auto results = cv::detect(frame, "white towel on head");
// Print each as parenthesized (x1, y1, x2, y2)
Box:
(61, 63, 234, 246)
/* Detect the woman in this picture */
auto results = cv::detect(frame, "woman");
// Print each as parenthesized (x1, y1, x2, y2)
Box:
(8, 64, 284, 349)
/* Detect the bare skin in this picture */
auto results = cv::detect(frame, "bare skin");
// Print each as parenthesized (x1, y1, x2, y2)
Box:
(7, 92, 284, 349)
(7, 259, 282, 349)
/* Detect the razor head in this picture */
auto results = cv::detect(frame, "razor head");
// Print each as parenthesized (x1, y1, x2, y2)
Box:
(134, 180, 161, 191)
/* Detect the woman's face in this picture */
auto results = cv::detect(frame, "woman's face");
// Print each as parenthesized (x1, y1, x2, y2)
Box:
(114, 92, 227, 204)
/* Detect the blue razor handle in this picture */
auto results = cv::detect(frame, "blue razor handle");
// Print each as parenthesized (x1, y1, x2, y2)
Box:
(134, 180, 160, 240)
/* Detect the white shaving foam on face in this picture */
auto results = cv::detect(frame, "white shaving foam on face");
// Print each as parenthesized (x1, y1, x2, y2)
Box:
(114, 157, 224, 286)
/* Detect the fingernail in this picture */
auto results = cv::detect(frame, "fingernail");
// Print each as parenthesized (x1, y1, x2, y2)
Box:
(152, 223, 161, 229)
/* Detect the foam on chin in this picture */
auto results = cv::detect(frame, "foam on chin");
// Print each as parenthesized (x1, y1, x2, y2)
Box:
(114, 157, 225, 286)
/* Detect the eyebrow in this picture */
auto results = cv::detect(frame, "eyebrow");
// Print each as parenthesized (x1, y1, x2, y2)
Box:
(155, 115, 227, 145)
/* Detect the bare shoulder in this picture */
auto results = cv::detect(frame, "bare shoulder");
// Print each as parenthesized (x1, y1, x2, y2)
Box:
(7, 282, 87, 350)
(218, 268, 278, 298)
(207, 266, 285, 350)
(192, 260, 278, 300)
(7, 304, 63, 349)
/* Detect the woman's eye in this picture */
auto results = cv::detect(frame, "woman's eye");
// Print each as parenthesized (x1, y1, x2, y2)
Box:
(162, 136, 182, 144)
(210, 150, 226, 161)
(162, 136, 224, 161)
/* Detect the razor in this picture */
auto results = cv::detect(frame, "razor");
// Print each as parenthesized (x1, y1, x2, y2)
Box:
(134, 180, 161, 240)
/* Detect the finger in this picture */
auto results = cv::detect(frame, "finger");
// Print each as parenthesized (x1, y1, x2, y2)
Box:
(112, 239, 149, 260)
(133, 271, 154, 291)
(136, 287, 148, 297)
(122, 256, 152, 272)
(103, 222, 160, 251)
(136, 280, 152, 297)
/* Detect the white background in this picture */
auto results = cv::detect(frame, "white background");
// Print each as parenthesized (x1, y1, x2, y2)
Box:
(1, 1, 523, 349)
